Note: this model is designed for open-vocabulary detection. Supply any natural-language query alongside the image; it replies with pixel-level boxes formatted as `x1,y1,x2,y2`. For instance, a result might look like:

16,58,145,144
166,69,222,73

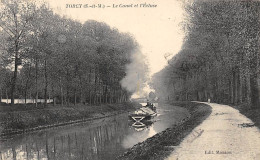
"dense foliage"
152,1,260,108
0,0,139,106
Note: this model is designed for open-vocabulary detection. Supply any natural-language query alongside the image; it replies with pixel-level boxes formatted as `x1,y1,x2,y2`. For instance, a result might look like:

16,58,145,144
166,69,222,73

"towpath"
166,103,260,160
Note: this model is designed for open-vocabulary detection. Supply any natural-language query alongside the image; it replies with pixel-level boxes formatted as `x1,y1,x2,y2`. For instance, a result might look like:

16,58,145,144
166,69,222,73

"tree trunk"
24,88,27,104
74,89,77,105
109,92,111,104
99,93,101,104
79,75,83,104
35,58,38,107
229,77,234,104
24,63,32,104
233,71,238,104
52,84,55,106
246,72,251,106
66,88,69,105
11,41,19,106
204,90,207,102
99,80,102,104
60,78,64,106
105,93,108,104
250,74,259,108
238,71,243,104
0,88,2,103
44,58,48,107
89,91,92,105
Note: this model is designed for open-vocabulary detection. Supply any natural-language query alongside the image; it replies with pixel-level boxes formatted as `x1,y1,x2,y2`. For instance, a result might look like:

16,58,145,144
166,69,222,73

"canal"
0,103,189,160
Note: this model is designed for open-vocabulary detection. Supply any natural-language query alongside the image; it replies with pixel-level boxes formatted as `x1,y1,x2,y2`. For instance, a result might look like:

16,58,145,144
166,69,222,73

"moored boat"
129,103,157,122
129,109,152,121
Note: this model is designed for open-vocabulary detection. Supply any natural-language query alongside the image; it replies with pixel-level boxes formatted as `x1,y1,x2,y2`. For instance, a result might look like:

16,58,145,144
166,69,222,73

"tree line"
152,1,260,109
0,0,138,106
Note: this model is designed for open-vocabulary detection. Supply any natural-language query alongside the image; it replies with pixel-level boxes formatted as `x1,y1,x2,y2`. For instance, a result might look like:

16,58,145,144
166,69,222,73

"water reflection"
122,122,157,149
0,116,130,160
0,103,189,160
129,120,153,131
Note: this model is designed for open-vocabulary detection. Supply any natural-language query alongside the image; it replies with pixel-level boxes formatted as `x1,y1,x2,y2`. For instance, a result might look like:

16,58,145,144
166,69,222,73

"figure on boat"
145,99,156,112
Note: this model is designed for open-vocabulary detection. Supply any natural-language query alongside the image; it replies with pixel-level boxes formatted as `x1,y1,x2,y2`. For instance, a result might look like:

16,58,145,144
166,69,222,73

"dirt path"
166,103,260,160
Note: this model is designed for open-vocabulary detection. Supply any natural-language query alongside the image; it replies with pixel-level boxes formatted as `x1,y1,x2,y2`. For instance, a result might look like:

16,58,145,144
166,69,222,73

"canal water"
0,103,189,160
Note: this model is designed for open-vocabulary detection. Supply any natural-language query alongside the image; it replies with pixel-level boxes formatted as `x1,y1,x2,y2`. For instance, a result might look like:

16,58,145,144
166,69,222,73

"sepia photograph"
0,0,260,159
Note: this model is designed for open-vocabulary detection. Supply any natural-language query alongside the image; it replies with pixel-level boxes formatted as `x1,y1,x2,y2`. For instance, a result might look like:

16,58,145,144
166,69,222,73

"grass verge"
117,101,212,160
231,103,260,129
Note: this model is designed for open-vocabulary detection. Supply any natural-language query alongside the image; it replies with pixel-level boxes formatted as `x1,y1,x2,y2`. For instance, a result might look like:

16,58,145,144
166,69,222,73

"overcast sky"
45,0,185,76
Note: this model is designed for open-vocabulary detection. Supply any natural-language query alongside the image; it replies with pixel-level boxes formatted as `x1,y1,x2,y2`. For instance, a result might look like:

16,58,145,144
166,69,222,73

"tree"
152,1,260,109
0,0,37,105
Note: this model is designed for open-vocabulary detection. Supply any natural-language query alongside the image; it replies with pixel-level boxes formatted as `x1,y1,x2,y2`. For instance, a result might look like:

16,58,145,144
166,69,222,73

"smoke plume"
120,49,149,98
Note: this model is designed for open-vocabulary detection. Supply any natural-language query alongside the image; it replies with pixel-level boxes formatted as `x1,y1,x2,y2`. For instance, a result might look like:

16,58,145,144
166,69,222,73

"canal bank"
0,102,140,137
0,103,189,160
117,102,212,160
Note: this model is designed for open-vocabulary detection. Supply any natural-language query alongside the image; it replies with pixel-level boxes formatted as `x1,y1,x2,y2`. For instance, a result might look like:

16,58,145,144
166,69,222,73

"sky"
45,0,185,76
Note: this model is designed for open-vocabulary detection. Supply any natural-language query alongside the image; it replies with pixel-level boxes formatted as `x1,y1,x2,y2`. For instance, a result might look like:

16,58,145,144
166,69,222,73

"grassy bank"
117,101,212,160
0,102,140,137
231,104,260,129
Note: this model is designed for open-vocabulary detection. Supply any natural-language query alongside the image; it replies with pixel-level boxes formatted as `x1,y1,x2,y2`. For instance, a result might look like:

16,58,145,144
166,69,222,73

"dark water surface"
0,103,189,160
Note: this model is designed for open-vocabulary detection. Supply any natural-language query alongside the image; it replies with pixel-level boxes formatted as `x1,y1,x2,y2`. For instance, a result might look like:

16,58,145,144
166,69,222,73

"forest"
0,0,139,106
152,1,260,109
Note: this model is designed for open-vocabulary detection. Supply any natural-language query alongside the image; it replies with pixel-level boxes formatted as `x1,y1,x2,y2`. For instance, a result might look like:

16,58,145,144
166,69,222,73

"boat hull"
128,114,152,122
